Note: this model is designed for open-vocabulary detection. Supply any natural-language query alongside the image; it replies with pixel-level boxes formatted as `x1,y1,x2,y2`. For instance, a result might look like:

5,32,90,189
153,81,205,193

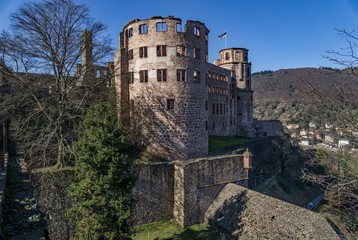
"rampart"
132,153,249,227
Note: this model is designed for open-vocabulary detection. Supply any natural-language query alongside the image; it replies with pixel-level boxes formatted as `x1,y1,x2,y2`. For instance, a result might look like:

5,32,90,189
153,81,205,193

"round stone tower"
115,16,209,160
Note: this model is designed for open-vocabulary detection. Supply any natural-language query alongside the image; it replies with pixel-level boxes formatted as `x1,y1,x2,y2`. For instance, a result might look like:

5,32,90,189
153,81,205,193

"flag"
218,32,227,39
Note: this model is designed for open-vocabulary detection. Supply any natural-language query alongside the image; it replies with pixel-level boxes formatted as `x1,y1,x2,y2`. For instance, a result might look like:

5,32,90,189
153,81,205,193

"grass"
133,221,224,240
208,136,253,153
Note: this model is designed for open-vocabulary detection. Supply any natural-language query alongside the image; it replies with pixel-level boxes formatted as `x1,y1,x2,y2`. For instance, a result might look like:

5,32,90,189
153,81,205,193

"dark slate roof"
205,183,339,240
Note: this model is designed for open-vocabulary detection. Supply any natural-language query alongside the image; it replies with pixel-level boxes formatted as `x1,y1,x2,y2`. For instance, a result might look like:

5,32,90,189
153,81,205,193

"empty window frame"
194,26,200,36
225,52,230,60
157,69,167,82
139,24,148,34
126,27,133,38
156,22,167,32
128,49,133,60
176,69,186,82
176,45,186,57
96,70,100,78
139,70,148,82
194,48,201,59
139,46,148,58
157,45,167,56
235,51,240,60
176,22,183,32
129,72,134,84
167,99,175,110
193,70,200,83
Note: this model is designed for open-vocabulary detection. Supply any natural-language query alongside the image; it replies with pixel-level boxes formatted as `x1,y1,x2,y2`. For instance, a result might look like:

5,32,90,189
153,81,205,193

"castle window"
206,121,208,131
128,49,133,60
176,23,183,32
167,99,175,110
139,24,148,34
244,52,248,61
205,33,208,41
216,103,219,114
176,69,186,82
194,26,200,36
212,122,215,129
157,69,167,82
157,45,167,56
156,22,167,32
205,100,208,110
193,70,200,83
130,72,134,84
96,70,100,78
194,48,201,59
139,46,147,58
176,46,186,57
139,70,148,83
212,103,215,114
235,51,240,60
205,53,208,62
126,27,133,38
225,52,230,60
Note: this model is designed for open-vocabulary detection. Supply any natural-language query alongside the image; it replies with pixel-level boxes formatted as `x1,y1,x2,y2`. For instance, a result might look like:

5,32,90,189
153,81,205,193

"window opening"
139,24,148,34
157,69,167,82
176,69,186,82
156,22,167,32
139,70,148,82
157,45,167,56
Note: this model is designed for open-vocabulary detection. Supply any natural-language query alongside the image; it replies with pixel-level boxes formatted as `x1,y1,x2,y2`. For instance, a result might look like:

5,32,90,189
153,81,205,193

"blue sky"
1,0,358,72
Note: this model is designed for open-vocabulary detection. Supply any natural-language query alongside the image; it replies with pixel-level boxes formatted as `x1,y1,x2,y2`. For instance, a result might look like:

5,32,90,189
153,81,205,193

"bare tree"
0,0,112,168
301,29,358,233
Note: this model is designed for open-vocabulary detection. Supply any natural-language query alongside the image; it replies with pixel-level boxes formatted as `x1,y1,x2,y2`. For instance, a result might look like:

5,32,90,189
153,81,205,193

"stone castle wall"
115,16,256,161
132,154,249,227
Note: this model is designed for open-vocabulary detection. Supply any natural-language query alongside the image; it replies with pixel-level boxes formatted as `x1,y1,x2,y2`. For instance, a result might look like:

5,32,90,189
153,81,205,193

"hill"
252,68,358,127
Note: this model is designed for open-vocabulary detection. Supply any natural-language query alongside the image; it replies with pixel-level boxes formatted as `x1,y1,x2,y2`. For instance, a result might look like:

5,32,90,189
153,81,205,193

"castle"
114,16,256,160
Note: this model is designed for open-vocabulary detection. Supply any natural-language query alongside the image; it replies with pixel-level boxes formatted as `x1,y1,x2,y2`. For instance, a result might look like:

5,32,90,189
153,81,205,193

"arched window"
225,52,230,60
235,51,240,60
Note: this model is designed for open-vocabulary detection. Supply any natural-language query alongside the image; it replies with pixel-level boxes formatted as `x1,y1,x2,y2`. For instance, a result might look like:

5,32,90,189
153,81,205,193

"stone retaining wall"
133,154,249,226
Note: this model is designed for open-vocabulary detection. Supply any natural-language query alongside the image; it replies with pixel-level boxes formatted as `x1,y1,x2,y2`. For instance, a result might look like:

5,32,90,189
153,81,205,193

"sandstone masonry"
115,16,255,160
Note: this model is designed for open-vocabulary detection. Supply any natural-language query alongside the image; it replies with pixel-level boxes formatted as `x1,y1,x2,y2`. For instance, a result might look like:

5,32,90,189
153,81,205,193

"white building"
338,139,349,148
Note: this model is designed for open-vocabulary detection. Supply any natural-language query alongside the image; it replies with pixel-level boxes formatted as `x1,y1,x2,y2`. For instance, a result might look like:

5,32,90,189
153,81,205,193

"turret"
218,48,251,90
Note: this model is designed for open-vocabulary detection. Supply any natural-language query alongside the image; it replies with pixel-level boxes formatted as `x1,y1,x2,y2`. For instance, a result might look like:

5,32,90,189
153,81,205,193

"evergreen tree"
68,101,138,239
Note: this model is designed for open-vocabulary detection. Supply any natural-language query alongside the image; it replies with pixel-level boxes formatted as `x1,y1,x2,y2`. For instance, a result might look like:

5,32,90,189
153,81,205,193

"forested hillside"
252,68,358,127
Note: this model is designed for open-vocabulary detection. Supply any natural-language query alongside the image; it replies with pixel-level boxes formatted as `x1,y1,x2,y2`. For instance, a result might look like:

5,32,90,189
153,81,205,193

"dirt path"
2,156,46,240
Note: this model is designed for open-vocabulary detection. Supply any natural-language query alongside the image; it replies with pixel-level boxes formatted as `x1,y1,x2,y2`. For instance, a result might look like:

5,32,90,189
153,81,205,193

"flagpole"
225,29,227,48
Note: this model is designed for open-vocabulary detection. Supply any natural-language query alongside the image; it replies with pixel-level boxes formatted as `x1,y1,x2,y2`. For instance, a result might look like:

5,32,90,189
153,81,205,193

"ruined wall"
31,169,76,240
256,120,284,137
132,154,249,227
132,162,175,225
207,64,236,136
173,155,248,226
237,90,255,137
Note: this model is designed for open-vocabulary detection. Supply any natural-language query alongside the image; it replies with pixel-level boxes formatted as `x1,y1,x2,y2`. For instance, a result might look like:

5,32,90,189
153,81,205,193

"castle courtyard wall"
132,154,249,227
